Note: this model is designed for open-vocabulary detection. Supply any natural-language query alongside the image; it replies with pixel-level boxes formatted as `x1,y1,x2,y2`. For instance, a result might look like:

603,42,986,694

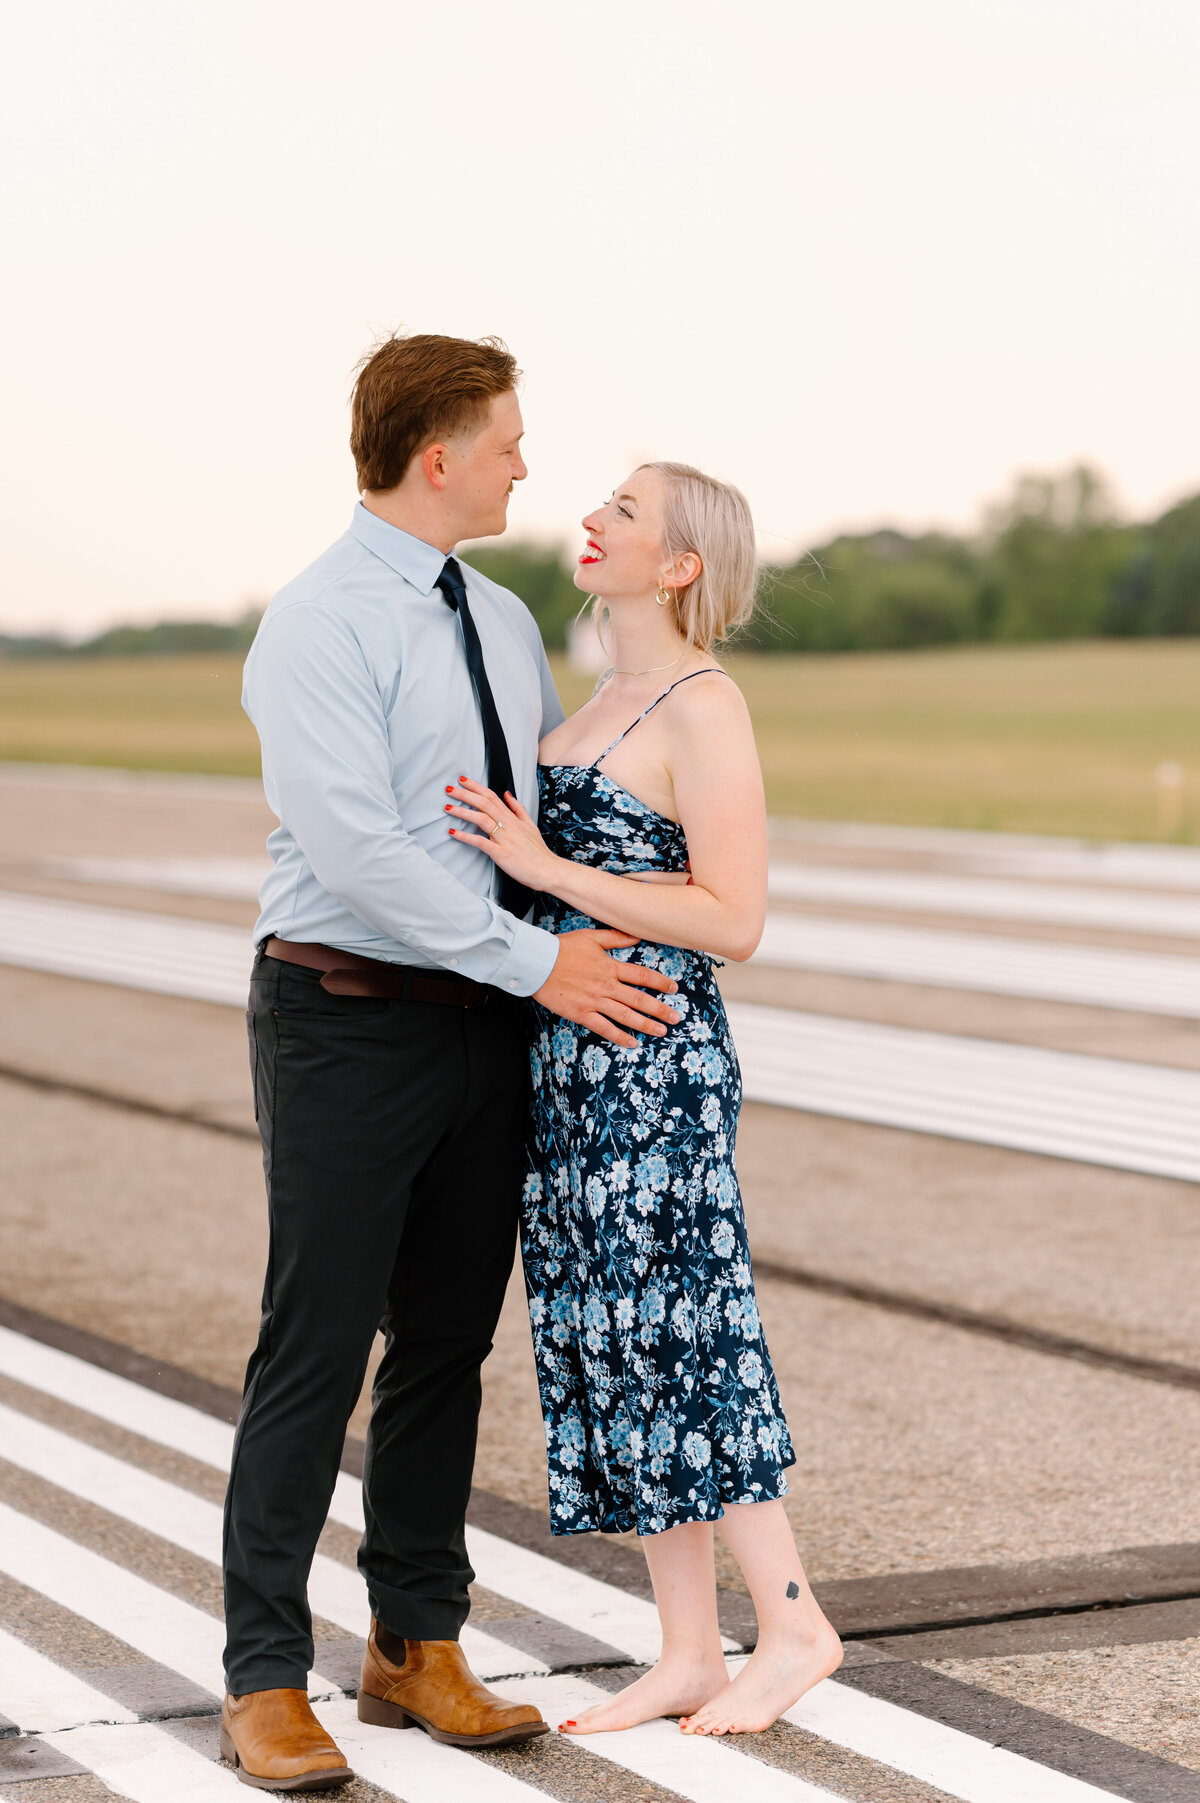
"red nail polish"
445,785,453,794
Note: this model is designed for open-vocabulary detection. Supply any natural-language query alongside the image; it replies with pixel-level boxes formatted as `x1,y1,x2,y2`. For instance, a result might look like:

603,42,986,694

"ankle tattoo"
785,1580,800,1600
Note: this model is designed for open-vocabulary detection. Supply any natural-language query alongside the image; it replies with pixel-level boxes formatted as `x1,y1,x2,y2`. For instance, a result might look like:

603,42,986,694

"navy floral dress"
522,673,795,1538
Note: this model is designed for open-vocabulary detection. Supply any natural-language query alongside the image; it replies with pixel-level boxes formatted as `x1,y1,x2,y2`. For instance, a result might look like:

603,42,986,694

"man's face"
444,389,527,540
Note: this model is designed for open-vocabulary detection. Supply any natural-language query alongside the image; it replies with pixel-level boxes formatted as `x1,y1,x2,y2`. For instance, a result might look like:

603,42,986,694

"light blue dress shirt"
243,503,565,995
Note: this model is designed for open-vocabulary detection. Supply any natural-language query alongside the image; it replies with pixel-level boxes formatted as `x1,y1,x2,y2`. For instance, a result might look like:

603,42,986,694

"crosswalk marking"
769,818,1200,890
0,1327,716,1673
28,869,1200,1017
0,1500,258,1701
0,1400,545,1682
0,1323,240,1464
754,912,1200,1016
43,1721,242,1800
44,837,1200,904
767,862,1200,936
0,891,251,1007
331,1484,732,1667
496,1674,837,1801
0,1623,137,1733
0,1327,699,1673
315,1696,563,1801
44,856,270,901
728,1003,1200,1182
0,1323,1159,1803
6,893,1200,1178
785,1677,1128,1803
467,1526,692,1667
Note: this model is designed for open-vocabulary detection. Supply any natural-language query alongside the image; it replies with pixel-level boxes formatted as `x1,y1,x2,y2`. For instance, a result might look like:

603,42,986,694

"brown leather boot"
357,1619,549,1748
220,1689,352,1792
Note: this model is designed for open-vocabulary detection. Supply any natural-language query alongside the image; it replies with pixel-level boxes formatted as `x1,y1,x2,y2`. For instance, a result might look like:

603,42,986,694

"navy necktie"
436,556,536,922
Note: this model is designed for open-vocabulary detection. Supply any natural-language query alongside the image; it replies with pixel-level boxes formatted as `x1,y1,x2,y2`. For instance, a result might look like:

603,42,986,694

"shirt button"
448,959,459,968
508,979,518,988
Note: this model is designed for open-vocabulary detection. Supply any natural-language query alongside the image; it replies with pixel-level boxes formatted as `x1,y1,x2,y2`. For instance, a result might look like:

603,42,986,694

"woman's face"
573,467,668,597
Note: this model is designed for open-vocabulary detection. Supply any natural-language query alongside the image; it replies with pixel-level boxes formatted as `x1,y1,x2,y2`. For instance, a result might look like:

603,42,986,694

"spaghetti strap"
592,668,729,769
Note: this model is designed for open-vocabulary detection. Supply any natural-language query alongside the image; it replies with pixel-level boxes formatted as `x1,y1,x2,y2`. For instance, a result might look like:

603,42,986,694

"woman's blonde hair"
642,460,758,652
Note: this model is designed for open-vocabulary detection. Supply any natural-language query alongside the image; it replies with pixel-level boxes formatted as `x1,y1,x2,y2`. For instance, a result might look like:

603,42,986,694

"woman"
445,462,841,1737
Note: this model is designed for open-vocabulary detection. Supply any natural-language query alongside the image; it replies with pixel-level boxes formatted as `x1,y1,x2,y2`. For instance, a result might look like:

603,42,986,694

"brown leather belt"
263,938,491,1007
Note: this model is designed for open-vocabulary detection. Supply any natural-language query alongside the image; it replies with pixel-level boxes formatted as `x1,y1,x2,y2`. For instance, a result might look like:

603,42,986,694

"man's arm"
246,605,680,1044
246,603,555,992
535,633,566,739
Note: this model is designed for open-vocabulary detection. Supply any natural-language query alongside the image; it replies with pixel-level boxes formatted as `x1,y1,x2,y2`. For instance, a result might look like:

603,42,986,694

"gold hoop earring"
655,584,672,607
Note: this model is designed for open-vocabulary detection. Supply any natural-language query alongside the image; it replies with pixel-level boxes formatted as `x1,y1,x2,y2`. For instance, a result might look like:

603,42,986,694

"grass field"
1,640,1196,842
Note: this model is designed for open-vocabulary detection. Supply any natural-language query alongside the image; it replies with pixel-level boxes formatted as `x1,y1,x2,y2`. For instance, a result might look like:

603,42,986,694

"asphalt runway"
2,765,1200,1800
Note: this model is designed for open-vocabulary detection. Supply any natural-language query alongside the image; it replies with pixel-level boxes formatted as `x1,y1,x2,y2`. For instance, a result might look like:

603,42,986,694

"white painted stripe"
0,1498,230,1699
44,856,270,901
768,818,1200,891
465,1526,674,1667
728,1004,1200,1182
496,1673,837,1800
45,834,1200,902
0,1623,137,1732
0,761,262,803
0,1329,713,1672
316,1695,555,1801
28,869,1200,1016
0,1496,340,1702
754,913,1200,1016
0,1400,544,1681
766,864,1200,936
788,1676,1128,1803
8,893,1200,1179
0,891,251,1005
0,1324,239,1471
332,1488,741,1665
44,1720,242,1800
0,1338,1127,1801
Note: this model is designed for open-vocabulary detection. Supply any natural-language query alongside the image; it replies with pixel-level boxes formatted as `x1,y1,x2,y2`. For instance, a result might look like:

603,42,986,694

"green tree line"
469,466,1200,652
4,468,1197,657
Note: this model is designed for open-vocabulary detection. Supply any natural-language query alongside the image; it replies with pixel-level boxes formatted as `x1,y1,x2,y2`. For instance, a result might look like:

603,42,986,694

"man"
220,333,681,1790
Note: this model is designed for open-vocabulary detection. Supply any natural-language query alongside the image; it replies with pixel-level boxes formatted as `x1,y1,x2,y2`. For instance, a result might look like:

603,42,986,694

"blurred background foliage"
474,463,1200,653
2,465,1198,659
745,466,1200,654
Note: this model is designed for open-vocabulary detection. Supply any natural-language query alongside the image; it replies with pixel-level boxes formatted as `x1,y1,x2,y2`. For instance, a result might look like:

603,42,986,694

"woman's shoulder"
664,662,750,725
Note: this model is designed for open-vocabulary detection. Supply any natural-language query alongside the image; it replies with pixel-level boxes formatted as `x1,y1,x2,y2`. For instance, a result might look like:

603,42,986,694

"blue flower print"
711,1219,736,1259
581,1045,611,1083
522,761,794,1537
635,1151,670,1193
683,1431,712,1470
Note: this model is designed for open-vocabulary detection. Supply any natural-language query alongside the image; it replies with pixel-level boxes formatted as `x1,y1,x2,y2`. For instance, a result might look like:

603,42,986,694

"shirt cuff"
489,919,560,997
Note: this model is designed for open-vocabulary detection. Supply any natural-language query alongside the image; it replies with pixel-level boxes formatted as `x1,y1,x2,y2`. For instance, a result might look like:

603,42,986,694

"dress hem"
546,1473,793,1539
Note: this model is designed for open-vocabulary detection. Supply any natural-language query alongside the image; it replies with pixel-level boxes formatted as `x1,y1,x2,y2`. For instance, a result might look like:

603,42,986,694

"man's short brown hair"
349,332,520,492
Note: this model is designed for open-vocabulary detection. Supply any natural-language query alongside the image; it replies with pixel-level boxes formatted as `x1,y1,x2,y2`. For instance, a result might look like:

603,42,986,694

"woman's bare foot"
680,1621,842,1736
558,1653,729,1735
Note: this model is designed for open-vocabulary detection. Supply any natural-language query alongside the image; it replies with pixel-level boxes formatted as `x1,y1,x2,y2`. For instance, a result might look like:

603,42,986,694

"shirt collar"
349,502,449,596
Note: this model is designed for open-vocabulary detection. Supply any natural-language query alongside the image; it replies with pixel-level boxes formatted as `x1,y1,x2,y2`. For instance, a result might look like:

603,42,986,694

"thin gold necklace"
610,647,687,677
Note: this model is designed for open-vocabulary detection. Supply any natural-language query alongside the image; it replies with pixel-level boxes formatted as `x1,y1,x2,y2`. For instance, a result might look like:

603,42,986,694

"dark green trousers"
221,950,528,1694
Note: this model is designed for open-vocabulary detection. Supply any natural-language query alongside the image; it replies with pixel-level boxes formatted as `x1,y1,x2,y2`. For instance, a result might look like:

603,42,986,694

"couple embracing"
220,332,841,1790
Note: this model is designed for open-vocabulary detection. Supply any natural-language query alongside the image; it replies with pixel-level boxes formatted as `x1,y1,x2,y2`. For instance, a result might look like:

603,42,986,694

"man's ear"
420,441,450,491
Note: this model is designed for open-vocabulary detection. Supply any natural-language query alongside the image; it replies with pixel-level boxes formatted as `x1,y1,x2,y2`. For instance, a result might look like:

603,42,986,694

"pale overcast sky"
2,0,1198,632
